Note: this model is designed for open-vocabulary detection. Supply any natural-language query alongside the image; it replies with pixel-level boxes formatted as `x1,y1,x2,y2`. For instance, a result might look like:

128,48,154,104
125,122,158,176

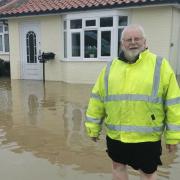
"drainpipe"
169,7,177,75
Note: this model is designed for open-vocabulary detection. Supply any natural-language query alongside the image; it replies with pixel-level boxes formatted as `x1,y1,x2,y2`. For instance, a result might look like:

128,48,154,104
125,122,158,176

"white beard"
122,47,145,62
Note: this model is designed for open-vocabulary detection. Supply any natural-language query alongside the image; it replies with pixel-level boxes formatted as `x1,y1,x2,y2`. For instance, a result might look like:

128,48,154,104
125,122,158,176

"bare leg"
112,161,128,180
139,170,157,180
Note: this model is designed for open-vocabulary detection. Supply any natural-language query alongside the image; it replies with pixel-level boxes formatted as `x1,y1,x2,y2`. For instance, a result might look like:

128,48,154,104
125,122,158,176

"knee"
112,161,126,171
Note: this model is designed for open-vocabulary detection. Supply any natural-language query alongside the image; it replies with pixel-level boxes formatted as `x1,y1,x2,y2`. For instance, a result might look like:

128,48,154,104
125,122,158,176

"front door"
21,22,42,80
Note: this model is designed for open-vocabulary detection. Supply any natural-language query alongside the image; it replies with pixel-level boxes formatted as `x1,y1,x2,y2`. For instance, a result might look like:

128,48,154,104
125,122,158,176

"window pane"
0,35,3,51
84,30,97,58
70,19,82,29
64,21,67,30
118,28,123,55
0,26,3,33
4,34,9,52
64,32,67,58
119,16,128,26
4,25,8,32
72,33,80,57
100,17,113,27
101,31,111,56
85,20,96,27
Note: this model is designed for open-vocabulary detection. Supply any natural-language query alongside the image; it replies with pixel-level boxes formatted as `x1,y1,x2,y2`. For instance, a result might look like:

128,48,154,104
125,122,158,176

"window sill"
61,57,112,62
0,52,10,55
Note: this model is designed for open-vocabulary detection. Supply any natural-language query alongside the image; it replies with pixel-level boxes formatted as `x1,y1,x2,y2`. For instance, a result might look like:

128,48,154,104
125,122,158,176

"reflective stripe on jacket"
85,50,180,144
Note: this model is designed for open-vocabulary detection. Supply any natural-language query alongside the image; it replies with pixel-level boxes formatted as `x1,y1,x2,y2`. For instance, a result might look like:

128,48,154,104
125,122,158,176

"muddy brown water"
0,78,179,180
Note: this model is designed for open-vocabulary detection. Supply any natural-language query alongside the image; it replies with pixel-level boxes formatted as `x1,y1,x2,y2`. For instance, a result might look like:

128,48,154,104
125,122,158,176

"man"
85,24,180,180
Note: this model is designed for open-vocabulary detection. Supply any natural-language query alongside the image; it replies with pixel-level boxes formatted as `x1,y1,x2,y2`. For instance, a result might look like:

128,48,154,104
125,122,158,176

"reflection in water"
64,104,87,151
28,94,39,114
0,78,179,180
28,94,39,125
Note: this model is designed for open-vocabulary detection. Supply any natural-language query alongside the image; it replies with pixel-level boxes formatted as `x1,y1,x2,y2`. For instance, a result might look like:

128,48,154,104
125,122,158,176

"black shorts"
106,136,162,174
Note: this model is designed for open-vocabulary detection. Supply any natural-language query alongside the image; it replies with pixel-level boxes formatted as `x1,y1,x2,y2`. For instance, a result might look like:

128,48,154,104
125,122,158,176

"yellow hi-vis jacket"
85,50,180,144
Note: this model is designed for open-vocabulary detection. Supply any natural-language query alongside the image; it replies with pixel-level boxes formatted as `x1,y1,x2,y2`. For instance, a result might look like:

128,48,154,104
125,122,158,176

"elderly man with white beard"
85,24,180,180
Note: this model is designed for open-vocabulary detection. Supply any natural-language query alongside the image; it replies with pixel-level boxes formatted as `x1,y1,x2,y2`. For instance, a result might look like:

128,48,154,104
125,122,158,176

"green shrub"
0,59,10,77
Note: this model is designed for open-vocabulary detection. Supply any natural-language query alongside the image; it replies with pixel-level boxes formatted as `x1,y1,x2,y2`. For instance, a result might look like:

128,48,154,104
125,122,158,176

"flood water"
0,78,179,180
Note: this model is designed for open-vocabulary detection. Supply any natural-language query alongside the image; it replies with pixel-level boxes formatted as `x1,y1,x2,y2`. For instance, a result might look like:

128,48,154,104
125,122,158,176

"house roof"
0,0,13,7
0,0,179,18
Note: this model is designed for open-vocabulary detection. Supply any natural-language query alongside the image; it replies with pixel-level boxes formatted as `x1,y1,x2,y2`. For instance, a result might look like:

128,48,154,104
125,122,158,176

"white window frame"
0,23,9,54
62,10,128,61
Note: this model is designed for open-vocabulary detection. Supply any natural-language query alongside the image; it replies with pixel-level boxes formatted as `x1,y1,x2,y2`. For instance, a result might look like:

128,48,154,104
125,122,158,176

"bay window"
63,14,128,60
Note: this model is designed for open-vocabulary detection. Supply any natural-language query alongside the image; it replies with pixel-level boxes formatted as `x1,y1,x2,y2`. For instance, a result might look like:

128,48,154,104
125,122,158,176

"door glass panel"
101,31,111,56
26,31,37,63
84,30,97,58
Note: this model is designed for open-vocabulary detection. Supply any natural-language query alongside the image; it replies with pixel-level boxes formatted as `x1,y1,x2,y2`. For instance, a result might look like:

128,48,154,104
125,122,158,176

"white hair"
121,24,146,41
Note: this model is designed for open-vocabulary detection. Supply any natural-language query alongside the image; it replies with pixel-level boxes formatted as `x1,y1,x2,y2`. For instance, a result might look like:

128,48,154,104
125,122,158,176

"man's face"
121,28,146,61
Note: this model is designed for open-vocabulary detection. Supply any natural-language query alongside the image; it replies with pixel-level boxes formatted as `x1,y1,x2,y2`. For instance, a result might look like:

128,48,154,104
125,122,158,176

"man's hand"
166,144,177,153
91,137,99,142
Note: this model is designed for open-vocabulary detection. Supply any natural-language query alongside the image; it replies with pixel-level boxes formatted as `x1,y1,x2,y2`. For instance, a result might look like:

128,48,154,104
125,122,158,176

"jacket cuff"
86,127,100,137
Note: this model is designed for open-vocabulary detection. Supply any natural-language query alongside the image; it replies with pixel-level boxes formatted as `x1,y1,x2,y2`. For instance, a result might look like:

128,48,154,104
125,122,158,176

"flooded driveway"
0,78,179,180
